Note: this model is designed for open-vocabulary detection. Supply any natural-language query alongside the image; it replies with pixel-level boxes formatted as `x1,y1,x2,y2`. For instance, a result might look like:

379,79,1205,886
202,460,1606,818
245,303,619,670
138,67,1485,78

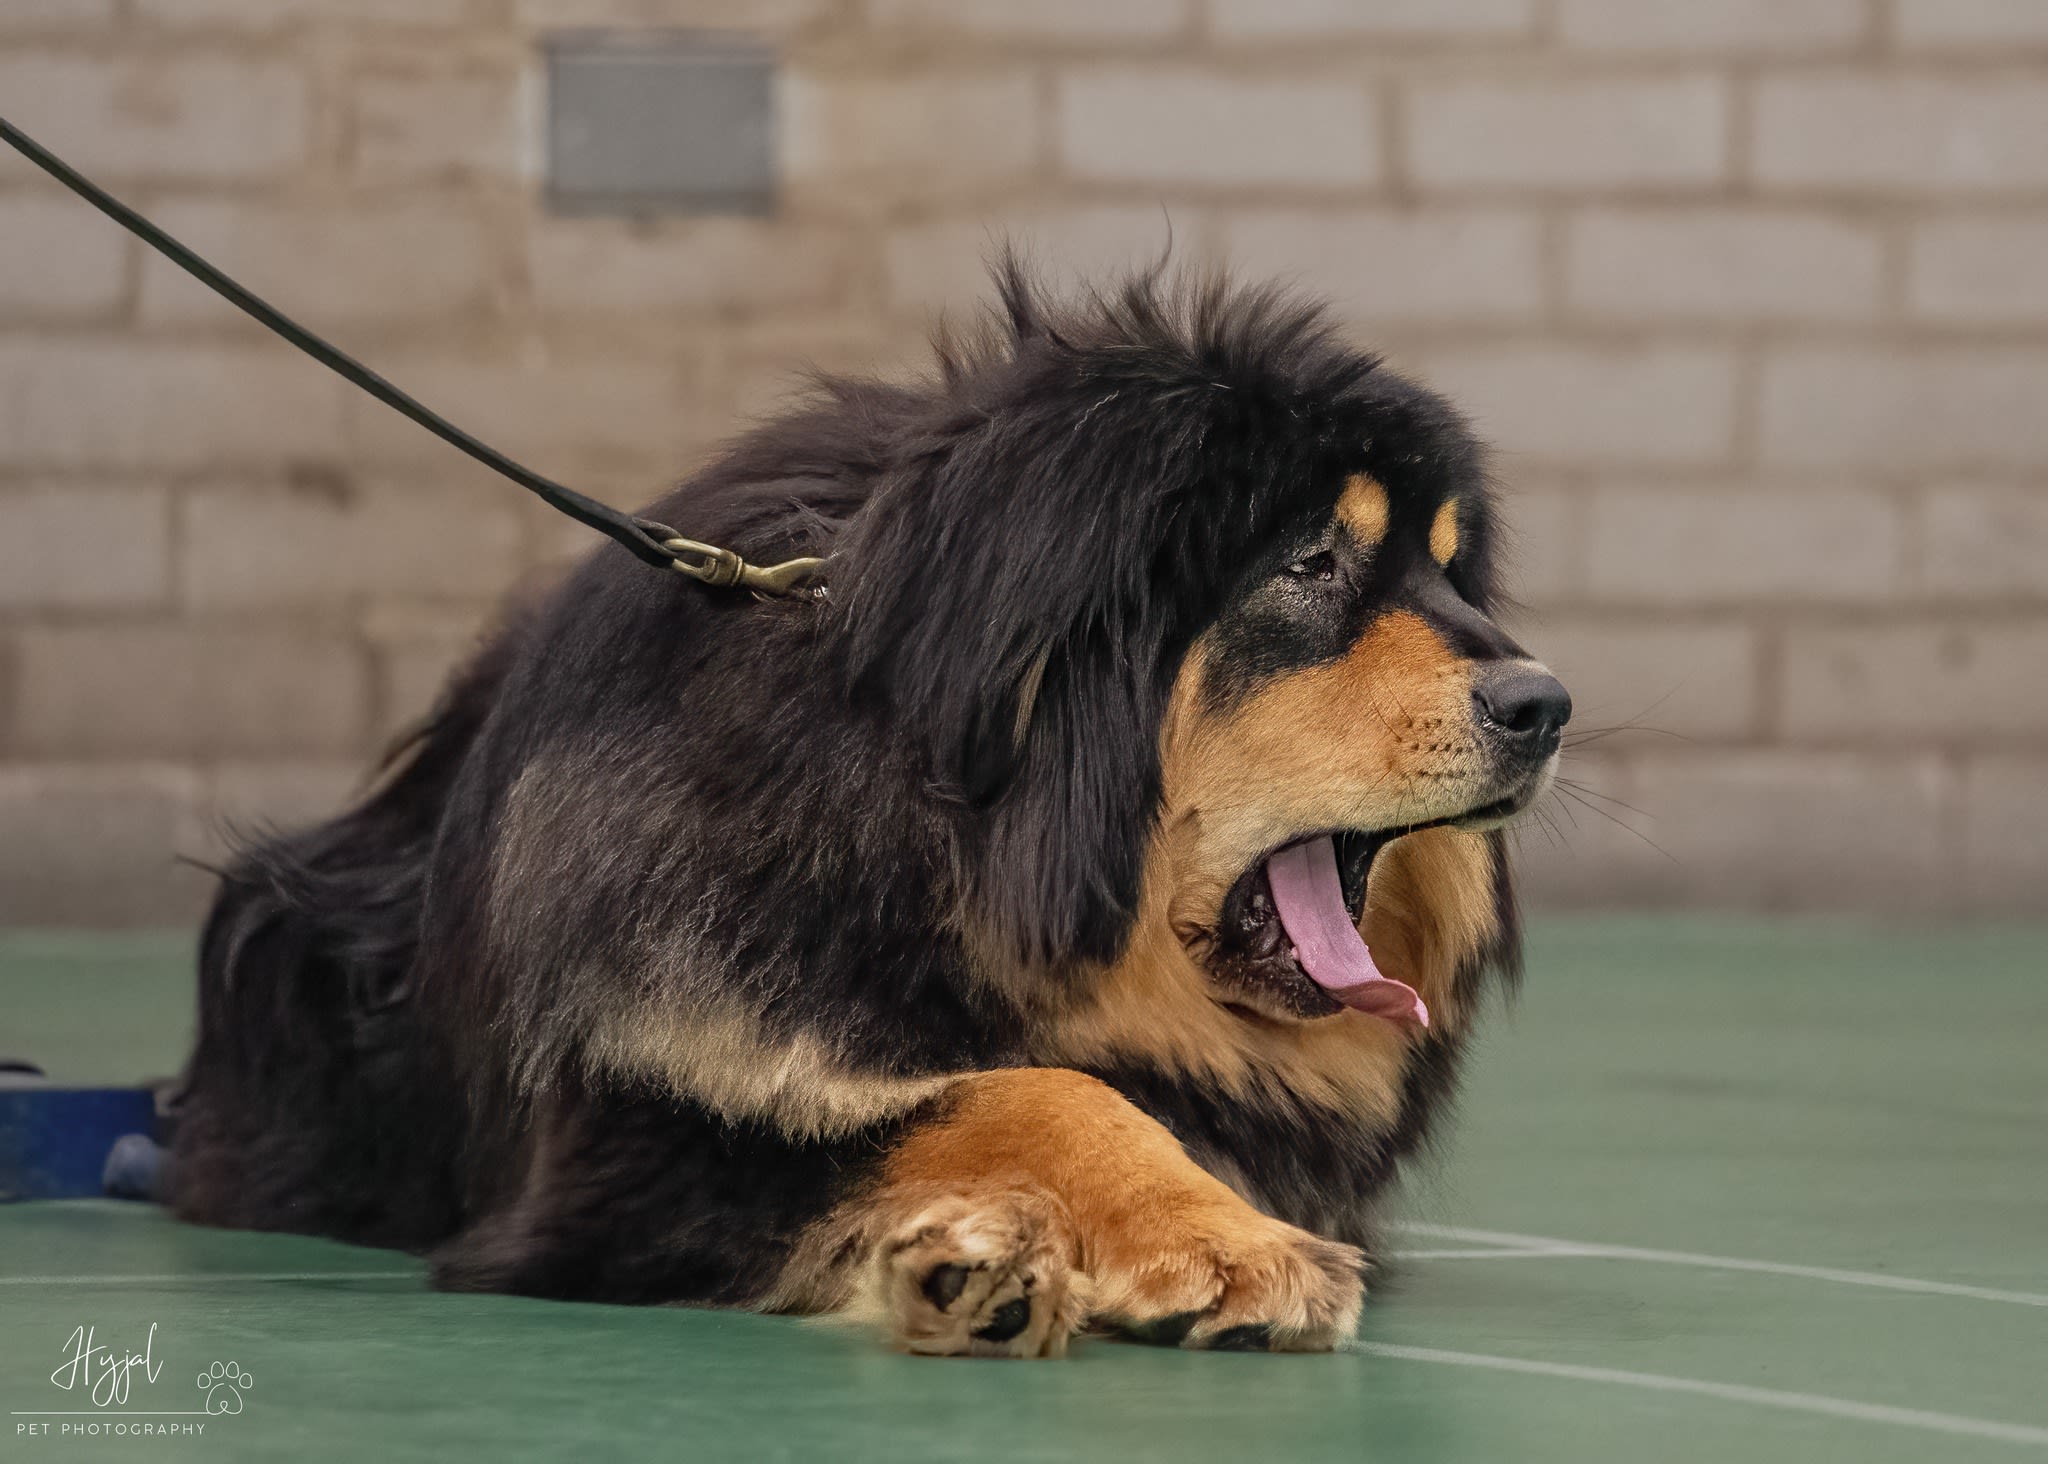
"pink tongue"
1264,836,1429,1029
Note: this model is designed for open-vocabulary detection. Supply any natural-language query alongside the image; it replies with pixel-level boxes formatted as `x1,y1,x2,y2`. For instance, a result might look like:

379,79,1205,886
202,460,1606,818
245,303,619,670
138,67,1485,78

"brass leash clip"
656,533,828,601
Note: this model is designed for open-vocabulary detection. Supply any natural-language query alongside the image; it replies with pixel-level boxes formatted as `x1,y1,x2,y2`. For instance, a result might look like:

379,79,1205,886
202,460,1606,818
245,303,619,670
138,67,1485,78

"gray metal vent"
544,30,775,216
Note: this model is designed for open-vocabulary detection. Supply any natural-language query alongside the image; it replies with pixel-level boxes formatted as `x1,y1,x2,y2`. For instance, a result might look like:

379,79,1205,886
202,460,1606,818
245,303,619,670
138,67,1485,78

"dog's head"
1149,463,1564,1029
829,262,1563,1025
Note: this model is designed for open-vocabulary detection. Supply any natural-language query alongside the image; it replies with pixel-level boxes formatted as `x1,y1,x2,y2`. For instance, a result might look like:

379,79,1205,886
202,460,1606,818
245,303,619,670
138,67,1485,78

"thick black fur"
171,262,1519,1297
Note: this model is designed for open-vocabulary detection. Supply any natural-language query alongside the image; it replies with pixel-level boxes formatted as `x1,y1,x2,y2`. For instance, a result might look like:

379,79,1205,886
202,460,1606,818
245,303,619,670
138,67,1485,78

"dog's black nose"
1473,664,1572,744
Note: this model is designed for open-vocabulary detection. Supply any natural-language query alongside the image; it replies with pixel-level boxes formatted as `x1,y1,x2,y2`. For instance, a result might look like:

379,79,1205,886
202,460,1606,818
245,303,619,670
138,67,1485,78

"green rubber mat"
3,920,2044,1461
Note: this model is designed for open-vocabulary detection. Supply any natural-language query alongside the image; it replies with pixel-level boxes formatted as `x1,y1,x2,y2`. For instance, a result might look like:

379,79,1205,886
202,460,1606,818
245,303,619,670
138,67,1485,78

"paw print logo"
197,1361,252,1415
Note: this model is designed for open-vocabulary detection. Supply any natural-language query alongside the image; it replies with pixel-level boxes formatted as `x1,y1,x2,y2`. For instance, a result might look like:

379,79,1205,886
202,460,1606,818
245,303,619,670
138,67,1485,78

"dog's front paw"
871,1192,1086,1359
1100,1210,1366,1352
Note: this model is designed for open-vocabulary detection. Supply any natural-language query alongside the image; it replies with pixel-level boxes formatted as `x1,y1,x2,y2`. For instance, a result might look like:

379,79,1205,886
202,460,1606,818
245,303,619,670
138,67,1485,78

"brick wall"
2,0,2044,923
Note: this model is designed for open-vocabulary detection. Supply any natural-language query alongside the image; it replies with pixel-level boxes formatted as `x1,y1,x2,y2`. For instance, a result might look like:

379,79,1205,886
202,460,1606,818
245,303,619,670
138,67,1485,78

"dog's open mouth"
1211,831,1429,1028
1199,769,1551,1028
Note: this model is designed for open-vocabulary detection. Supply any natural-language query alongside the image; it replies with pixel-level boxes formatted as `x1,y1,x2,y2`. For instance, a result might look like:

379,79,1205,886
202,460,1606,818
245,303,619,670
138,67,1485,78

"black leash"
0,116,825,600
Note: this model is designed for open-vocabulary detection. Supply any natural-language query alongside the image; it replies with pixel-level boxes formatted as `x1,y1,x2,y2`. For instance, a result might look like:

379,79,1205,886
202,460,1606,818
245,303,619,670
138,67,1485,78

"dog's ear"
958,644,1051,804
826,336,1211,962
832,438,1187,967
963,622,1174,966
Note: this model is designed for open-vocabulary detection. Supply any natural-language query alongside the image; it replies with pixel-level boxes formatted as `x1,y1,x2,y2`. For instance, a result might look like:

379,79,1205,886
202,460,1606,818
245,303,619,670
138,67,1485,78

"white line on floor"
1397,1224,2048,1308
1388,1247,1565,1261
0,1271,418,1286
1356,1343,2048,1447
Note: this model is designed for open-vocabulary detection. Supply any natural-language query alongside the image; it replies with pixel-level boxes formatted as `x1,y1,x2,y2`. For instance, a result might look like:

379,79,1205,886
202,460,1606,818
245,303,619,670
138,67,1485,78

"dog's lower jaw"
1448,753,1560,835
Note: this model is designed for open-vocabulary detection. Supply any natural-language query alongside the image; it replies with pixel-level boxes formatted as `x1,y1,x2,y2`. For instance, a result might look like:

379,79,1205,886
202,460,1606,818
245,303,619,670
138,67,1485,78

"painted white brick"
529,219,847,313
1584,487,1905,604
1624,751,1952,909
1566,209,1881,320
0,485,171,610
137,200,498,328
1499,487,1580,603
14,626,372,759
0,764,210,926
884,209,1186,312
784,69,1041,189
0,55,307,182
340,355,702,480
0,197,127,319
1896,0,2048,47
1418,346,1738,465
513,0,832,28
1222,209,1544,323
1781,622,2048,741
1405,77,1726,189
1526,616,1763,741
353,71,526,181
1557,0,1868,52
1907,215,2048,323
1208,0,1535,39
1754,76,2048,192
1761,350,2048,469
0,343,349,469
0,0,119,27
1058,70,1377,186
131,0,471,24
870,0,1187,38
180,480,524,611
1920,484,2048,598
1962,756,2048,911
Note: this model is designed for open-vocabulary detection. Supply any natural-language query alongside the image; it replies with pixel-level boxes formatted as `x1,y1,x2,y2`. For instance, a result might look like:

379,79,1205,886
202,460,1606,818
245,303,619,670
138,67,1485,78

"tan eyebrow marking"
1337,473,1389,545
1430,497,1461,566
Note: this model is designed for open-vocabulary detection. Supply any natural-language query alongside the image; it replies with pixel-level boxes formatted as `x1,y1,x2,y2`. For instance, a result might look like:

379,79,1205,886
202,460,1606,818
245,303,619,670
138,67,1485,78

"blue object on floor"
0,1086,158,1200
101,1130,169,1200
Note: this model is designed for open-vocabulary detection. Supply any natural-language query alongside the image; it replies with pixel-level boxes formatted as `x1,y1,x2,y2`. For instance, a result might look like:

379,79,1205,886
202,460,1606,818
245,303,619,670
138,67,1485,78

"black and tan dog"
171,264,1568,1357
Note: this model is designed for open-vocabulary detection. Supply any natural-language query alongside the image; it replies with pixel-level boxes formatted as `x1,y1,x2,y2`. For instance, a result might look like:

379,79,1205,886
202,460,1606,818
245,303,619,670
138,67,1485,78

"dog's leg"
783,1068,1365,1358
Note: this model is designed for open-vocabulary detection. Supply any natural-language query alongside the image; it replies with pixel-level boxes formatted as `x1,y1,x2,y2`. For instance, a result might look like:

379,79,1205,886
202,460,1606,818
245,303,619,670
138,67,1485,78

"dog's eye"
1284,551,1338,582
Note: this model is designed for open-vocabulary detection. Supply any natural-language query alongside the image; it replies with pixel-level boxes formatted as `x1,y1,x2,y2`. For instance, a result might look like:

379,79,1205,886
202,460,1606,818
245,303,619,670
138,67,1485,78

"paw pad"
971,1296,1032,1344
1205,1323,1276,1352
920,1262,971,1311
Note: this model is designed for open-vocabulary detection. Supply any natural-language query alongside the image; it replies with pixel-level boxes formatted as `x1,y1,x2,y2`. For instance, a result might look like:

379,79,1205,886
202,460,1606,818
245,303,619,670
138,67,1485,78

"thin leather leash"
0,115,826,601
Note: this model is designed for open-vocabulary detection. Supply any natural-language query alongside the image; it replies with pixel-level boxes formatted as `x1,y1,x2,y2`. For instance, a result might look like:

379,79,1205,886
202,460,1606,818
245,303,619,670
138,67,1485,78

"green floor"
4,920,2045,1461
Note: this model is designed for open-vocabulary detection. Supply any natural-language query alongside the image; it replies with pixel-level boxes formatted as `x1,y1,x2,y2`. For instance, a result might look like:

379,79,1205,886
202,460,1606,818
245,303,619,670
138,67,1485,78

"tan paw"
1096,1211,1366,1352
869,1192,1086,1359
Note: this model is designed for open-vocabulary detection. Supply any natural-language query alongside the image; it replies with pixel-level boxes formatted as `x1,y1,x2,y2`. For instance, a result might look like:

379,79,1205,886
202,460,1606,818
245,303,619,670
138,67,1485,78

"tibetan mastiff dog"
170,263,1569,1357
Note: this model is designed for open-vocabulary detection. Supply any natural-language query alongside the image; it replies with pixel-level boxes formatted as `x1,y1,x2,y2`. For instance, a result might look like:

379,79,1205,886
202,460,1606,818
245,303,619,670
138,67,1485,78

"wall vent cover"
544,30,774,216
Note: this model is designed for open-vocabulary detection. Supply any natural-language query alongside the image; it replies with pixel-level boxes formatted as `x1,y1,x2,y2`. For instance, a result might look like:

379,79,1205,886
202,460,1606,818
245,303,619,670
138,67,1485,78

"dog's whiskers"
1545,783,1679,864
